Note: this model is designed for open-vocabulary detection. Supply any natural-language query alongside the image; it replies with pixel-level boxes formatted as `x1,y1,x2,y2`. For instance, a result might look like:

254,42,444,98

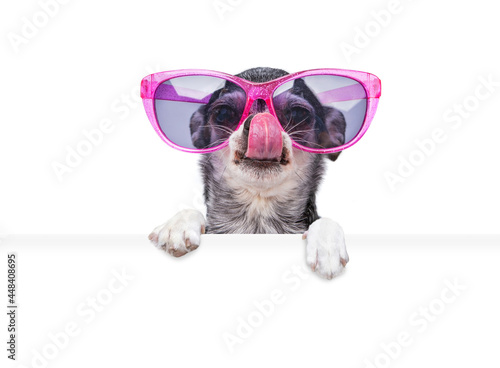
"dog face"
189,68,347,192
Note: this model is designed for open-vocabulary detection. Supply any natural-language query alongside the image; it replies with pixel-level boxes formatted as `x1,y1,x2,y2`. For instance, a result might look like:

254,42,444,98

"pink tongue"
245,113,283,161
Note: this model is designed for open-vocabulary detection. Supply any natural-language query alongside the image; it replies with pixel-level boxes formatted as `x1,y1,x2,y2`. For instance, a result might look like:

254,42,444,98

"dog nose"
245,113,283,161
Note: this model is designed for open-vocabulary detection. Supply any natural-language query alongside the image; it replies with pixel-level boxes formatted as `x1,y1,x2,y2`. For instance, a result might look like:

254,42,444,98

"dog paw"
148,209,206,257
303,218,349,279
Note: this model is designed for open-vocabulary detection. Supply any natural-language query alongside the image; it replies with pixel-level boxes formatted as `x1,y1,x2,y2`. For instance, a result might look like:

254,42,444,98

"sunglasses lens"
154,75,246,150
272,75,367,151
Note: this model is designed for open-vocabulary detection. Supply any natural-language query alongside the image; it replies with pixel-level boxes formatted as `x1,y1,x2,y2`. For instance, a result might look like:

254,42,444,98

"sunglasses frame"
140,68,381,154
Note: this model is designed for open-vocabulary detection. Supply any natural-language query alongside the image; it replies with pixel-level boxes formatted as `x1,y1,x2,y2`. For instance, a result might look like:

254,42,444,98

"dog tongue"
245,113,283,161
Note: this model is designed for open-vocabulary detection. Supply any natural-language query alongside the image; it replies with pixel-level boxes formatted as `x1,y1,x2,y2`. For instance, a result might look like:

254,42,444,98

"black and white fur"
149,67,349,279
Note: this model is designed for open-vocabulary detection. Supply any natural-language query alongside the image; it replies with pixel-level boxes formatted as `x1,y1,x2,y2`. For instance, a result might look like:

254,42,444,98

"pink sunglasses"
140,68,381,154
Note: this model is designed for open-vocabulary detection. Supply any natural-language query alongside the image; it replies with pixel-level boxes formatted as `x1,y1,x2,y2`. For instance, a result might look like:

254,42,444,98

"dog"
148,67,349,279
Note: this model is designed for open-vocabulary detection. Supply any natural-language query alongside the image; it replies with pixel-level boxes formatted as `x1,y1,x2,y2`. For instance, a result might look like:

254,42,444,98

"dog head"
189,67,346,191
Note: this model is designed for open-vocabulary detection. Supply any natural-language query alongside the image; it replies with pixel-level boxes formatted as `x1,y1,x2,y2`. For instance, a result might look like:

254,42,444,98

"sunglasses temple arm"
316,84,368,104
143,82,212,104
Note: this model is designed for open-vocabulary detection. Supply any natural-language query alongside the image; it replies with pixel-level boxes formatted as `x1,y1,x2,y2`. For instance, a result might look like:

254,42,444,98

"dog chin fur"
200,126,325,234
197,123,319,234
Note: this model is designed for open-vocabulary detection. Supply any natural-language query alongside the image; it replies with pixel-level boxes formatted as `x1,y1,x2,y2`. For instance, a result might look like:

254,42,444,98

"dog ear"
327,152,341,161
323,106,346,162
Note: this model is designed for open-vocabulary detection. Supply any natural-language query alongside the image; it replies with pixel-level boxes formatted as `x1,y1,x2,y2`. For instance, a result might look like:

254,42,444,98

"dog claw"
185,238,199,251
302,231,308,240
168,247,185,257
310,250,318,271
340,258,347,268
148,232,159,243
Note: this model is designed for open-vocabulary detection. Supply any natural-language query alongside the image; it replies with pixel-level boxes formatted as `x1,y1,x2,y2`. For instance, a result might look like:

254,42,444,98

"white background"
1,236,499,367
1,0,499,367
